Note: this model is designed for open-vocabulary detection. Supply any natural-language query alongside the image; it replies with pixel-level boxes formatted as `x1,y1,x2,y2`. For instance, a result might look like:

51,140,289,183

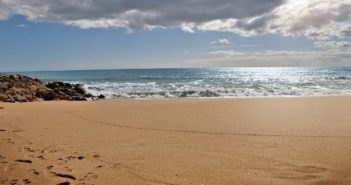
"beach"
1,97,351,185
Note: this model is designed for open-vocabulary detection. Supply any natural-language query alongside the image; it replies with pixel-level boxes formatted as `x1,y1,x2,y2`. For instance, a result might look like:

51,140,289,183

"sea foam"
19,67,351,99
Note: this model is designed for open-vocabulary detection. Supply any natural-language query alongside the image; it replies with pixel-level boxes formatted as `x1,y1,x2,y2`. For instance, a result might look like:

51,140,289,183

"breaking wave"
21,67,351,99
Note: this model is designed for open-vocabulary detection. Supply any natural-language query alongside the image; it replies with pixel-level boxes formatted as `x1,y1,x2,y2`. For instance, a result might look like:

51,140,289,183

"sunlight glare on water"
19,67,351,99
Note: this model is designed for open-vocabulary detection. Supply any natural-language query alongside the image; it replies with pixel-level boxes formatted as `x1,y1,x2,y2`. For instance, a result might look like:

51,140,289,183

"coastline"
1,96,351,184
13,67,351,99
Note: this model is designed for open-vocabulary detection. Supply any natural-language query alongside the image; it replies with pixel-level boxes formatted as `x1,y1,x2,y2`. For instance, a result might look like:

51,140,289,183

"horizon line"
3,66,351,74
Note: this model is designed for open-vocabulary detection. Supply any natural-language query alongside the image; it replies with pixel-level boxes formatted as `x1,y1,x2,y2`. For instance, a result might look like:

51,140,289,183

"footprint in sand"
78,172,98,185
40,148,57,154
92,154,100,158
57,182,71,185
96,165,104,168
63,166,73,172
5,138,15,144
57,157,69,164
66,156,76,160
23,147,35,153
37,155,45,160
22,178,31,184
66,155,86,161
30,169,40,175
15,159,32,164
51,172,76,180
10,179,19,185
47,165,54,170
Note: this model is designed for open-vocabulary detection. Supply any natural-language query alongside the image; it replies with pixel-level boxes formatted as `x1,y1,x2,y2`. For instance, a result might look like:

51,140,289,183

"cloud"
210,38,230,45
201,48,351,67
313,41,351,49
0,0,350,46
209,50,243,56
198,0,351,40
0,0,12,20
17,23,27,27
269,0,351,40
209,50,324,58
0,0,284,30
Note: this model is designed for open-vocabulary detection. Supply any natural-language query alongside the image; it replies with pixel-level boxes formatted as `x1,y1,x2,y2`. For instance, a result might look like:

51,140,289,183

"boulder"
98,94,106,99
13,95,28,102
199,90,220,97
0,74,100,102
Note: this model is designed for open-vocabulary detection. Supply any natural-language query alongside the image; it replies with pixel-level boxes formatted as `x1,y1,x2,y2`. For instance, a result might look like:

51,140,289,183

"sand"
1,97,351,185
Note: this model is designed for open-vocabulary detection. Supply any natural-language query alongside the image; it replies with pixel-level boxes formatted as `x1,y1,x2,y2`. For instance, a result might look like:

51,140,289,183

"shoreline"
3,94,351,103
1,96,351,184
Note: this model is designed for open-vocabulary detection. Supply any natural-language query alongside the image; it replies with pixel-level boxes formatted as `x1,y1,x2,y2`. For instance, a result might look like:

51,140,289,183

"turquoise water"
18,67,351,98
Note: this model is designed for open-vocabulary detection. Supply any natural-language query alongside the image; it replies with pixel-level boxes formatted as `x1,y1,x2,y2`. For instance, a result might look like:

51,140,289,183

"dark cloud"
0,0,350,43
0,0,284,29
47,0,283,22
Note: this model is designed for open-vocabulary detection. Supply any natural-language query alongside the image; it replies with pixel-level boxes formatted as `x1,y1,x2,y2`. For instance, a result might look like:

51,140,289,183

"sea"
17,67,351,99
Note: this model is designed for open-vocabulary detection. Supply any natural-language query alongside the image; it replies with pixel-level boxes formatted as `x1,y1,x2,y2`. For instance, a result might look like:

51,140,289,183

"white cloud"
197,48,351,67
210,38,230,45
0,0,284,29
269,0,351,40
0,0,350,50
197,0,351,40
17,24,27,27
313,41,351,49
209,50,243,56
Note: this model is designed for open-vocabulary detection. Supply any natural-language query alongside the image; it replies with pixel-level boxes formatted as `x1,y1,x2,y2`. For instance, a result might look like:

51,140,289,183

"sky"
0,0,351,71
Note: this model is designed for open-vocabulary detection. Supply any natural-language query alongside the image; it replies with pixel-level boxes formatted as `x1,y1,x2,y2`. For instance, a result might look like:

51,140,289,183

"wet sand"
1,97,351,185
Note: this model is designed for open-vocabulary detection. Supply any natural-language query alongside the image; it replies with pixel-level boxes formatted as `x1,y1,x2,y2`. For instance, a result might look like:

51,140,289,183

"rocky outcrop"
0,74,104,102
39,82,93,101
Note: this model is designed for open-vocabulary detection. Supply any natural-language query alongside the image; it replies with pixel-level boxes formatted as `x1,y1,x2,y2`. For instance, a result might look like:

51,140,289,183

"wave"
53,67,351,99
78,81,351,99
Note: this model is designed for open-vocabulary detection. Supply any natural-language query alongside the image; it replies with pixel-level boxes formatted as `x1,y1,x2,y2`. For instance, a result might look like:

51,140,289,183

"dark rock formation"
0,74,104,102
40,82,88,101
0,74,47,102
199,90,220,97
98,94,106,99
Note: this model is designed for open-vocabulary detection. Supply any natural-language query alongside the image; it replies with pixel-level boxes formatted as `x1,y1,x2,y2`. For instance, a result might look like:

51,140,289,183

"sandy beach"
1,97,351,185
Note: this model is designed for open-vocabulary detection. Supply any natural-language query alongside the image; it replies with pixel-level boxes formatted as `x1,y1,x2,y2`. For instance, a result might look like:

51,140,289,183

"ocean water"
18,67,351,99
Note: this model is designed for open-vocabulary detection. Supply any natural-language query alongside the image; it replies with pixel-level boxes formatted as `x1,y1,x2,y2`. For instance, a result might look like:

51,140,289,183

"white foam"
62,68,351,99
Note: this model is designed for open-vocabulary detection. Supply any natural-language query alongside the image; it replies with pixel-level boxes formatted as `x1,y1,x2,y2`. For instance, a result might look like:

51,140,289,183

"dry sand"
1,97,351,185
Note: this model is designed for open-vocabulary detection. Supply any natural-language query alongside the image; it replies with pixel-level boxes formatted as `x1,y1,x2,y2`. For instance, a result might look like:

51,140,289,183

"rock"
199,90,220,97
84,93,93,98
45,82,87,101
6,95,15,103
0,83,8,91
0,73,100,102
98,94,106,99
72,96,87,101
0,94,7,102
74,84,85,94
37,90,57,101
13,95,28,102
